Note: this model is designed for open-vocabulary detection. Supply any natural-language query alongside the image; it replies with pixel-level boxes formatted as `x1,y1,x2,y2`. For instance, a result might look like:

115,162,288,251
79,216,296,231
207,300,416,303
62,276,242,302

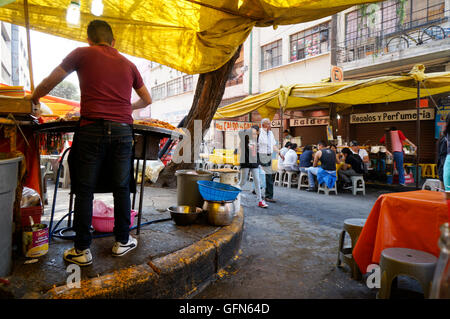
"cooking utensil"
202,200,235,226
168,206,203,226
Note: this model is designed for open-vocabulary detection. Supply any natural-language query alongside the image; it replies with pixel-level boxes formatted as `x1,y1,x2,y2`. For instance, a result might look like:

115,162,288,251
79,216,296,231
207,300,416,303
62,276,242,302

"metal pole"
416,82,420,189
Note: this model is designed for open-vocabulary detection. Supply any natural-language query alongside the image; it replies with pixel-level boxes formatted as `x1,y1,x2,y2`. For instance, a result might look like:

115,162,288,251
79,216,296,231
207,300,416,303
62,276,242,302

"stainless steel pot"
202,200,235,226
167,206,203,226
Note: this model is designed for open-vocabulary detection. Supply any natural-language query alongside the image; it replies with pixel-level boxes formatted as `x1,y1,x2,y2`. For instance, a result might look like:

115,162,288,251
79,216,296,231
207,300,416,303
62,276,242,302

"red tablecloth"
353,190,448,274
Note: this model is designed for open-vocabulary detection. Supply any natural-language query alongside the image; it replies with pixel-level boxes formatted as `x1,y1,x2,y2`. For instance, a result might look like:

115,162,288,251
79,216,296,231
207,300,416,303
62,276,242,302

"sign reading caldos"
350,108,435,124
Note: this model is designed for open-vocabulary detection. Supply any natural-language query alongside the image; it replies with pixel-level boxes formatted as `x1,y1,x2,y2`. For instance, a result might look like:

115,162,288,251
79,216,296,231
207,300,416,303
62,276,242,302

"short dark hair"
284,141,292,148
349,140,359,146
290,143,297,149
342,147,352,156
87,20,114,45
318,140,327,147
251,125,260,132
303,145,312,151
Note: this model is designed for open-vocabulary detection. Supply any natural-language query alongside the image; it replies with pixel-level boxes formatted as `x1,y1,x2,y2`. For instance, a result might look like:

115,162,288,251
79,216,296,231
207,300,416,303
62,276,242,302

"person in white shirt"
283,143,299,171
278,142,291,170
258,118,280,203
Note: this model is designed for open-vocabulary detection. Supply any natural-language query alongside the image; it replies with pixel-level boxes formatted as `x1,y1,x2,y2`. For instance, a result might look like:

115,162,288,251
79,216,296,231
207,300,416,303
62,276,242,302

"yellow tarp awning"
213,65,450,120
0,0,379,74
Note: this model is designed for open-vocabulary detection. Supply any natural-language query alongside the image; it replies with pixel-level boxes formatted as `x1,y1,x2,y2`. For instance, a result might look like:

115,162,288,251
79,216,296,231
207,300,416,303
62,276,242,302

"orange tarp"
353,190,448,274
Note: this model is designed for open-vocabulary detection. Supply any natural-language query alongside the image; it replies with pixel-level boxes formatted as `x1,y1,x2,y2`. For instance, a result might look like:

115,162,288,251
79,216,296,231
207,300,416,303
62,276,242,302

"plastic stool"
350,175,365,196
377,248,437,299
274,170,284,186
297,171,309,190
422,179,444,192
421,164,436,178
318,181,337,195
337,218,366,280
282,170,298,188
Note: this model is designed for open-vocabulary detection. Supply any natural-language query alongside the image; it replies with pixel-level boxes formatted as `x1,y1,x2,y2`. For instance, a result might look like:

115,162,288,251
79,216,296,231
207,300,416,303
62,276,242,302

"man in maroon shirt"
29,20,152,266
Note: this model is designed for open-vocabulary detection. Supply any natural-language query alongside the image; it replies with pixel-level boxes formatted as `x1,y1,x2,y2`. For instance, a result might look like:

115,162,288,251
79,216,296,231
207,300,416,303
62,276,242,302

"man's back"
60,45,144,124
320,148,336,171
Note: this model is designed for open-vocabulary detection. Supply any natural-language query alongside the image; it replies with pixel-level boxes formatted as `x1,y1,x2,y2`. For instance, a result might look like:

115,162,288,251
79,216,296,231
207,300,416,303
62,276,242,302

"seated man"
338,147,365,189
349,140,370,173
283,143,299,171
299,145,313,173
306,140,336,191
278,141,291,171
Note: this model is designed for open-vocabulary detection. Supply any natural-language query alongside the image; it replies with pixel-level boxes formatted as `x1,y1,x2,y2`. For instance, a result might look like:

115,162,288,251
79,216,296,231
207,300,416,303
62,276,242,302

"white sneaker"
112,235,137,257
63,247,93,266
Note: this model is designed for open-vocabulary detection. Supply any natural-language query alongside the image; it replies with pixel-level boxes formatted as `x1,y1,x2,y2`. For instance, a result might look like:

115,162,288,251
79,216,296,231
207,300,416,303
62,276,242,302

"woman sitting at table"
330,144,344,164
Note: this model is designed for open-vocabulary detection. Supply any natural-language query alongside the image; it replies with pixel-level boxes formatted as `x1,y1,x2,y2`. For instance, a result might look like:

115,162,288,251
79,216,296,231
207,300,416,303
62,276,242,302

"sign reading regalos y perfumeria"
350,108,435,124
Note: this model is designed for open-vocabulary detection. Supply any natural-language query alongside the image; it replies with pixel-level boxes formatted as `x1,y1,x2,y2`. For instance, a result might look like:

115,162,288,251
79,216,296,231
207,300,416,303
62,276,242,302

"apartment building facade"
334,0,450,162
0,22,30,89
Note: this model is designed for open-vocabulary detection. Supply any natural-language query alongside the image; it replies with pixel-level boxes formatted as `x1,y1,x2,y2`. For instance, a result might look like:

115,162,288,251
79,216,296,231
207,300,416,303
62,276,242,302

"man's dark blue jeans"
72,121,133,250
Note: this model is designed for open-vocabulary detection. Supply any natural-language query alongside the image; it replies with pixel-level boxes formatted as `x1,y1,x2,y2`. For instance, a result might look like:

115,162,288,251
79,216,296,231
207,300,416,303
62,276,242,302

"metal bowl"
168,206,203,226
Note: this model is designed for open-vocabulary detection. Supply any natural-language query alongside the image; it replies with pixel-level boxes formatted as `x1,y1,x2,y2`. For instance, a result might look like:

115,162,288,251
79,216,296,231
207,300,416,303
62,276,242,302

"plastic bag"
21,187,42,208
134,159,165,183
92,200,114,218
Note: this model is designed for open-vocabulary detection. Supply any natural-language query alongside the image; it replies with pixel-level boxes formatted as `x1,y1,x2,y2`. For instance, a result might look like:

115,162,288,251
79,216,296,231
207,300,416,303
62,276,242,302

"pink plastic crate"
92,209,138,233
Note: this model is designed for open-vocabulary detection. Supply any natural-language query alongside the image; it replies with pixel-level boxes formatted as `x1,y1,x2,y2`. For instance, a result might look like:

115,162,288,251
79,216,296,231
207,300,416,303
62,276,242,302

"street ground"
195,184,424,299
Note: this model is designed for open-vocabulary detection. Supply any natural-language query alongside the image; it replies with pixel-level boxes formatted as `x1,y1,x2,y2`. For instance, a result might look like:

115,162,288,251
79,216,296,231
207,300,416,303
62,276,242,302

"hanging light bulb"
66,0,81,26
91,0,103,16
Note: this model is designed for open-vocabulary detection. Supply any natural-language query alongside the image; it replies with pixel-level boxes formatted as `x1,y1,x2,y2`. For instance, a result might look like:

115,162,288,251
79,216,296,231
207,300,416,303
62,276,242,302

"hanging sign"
350,108,435,124
271,120,281,128
289,117,329,127
331,65,344,82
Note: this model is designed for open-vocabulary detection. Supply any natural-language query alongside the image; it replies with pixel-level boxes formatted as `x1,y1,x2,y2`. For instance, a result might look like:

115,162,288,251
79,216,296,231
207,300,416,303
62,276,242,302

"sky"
29,30,149,90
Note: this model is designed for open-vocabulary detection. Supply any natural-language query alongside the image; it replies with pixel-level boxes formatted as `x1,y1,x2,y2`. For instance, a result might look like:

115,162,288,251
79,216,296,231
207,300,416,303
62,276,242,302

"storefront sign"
271,120,281,128
215,120,256,132
350,108,435,124
289,117,329,127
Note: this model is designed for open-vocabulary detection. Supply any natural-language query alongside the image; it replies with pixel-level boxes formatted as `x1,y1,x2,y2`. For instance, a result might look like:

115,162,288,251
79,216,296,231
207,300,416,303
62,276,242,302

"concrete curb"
43,208,244,299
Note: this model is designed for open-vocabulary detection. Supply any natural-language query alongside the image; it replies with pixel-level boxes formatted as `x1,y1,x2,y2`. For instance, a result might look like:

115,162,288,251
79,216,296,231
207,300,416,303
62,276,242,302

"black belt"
81,116,130,127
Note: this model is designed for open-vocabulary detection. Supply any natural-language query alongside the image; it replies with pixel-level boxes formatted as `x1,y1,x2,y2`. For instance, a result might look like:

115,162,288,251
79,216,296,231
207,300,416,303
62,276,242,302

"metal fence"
337,3,449,64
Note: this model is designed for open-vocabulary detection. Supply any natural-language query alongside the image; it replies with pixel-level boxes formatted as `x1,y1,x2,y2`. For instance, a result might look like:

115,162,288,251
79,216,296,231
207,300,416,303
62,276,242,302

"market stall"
213,65,450,187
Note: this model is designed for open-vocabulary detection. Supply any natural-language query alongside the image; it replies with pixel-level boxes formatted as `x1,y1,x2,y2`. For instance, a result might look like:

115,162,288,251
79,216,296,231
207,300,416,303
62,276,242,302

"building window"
1,23,10,43
151,83,166,101
167,77,183,97
290,22,330,62
2,63,10,84
183,75,193,92
260,40,282,71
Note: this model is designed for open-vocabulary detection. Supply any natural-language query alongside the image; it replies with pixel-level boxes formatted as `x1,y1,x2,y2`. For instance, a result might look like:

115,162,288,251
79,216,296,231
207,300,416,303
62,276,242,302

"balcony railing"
337,6,449,64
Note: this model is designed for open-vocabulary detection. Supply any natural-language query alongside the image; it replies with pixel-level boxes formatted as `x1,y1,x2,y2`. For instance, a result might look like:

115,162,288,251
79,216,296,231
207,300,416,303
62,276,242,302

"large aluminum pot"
202,200,235,226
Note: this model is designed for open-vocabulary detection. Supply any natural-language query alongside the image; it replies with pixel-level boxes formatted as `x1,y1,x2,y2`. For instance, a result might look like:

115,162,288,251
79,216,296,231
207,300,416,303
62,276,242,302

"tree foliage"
49,81,80,101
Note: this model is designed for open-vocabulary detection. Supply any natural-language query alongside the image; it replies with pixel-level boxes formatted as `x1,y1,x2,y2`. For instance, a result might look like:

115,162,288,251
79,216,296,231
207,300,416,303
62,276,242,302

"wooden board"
0,97,33,115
